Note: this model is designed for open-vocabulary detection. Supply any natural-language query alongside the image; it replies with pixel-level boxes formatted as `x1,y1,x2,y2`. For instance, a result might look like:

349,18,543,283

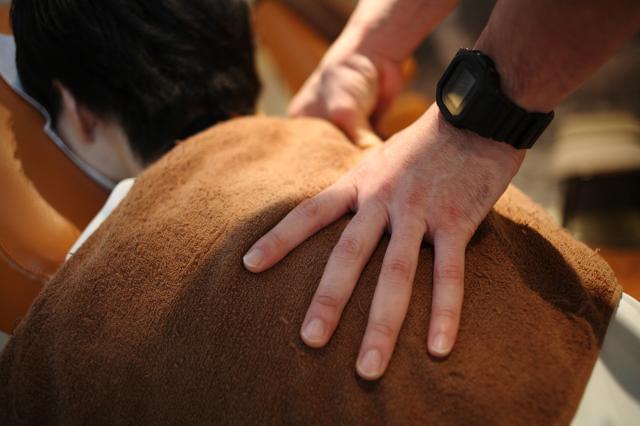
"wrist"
420,104,526,173
436,48,554,150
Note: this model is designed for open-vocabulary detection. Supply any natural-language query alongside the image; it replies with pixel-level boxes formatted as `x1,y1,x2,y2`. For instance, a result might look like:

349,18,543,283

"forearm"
331,0,459,63
475,0,640,112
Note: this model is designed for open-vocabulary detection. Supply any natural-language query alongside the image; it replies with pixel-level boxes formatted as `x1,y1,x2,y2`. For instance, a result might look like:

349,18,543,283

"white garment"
66,178,135,260
63,181,640,425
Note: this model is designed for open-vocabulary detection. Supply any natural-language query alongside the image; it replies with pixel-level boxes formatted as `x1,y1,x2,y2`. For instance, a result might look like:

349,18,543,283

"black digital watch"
436,49,554,149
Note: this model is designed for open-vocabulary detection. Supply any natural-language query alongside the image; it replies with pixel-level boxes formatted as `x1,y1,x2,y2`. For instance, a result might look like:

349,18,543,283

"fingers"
356,218,426,380
287,57,380,147
427,235,467,358
370,58,405,126
290,88,374,149
288,82,324,118
300,202,387,348
243,179,356,273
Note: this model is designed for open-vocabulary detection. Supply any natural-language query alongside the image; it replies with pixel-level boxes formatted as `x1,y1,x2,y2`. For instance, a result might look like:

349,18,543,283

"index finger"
243,179,356,272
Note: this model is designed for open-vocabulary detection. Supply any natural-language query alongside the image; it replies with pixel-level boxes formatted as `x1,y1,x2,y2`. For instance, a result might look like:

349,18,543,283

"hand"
288,43,404,145
244,105,524,380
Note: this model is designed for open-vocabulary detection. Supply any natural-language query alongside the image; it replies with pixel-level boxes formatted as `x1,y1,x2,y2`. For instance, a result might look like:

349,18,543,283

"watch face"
442,64,477,116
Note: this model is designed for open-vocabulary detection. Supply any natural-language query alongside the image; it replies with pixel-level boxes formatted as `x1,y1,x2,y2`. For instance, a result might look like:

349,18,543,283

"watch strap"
437,49,554,150
488,94,554,149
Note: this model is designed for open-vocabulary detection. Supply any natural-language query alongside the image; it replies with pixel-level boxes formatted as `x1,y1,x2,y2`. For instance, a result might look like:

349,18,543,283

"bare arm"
422,0,640,358
336,0,459,62
288,0,459,140
478,0,640,112
247,0,640,381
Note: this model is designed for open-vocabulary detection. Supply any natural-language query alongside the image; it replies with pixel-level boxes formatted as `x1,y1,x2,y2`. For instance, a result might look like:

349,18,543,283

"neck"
55,114,144,182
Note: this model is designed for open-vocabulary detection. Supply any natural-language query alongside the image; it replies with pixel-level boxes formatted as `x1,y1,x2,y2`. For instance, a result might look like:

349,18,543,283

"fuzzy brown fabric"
0,117,621,425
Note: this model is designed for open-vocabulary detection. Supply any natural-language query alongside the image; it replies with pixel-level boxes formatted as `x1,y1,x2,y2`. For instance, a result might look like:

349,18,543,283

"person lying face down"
0,113,621,424
10,0,260,181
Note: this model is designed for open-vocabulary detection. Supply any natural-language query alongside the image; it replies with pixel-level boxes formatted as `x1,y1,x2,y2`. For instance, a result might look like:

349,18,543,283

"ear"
54,81,99,144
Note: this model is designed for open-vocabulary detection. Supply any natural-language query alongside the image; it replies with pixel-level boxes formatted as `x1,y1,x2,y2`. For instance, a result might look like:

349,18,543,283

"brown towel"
0,117,621,425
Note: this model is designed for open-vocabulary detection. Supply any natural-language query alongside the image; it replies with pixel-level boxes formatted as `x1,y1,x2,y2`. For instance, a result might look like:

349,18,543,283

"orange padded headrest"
0,5,109,332
0,75,111,333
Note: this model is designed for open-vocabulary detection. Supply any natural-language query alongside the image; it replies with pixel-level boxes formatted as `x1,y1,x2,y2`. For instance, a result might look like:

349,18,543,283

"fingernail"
357,349,382,380
430,333,451,357
243,248,264,269
301,319,325,345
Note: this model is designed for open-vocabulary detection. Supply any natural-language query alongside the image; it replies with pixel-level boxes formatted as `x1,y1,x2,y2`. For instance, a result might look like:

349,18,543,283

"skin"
245,0,640,380
55,83,143,181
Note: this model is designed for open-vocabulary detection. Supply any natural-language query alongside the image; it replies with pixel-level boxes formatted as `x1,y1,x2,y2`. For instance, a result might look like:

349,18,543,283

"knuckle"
376,182,393,204
435,264,463,283
400,188,426,212
363,180,394,208
433,307,459,323
313,292,342,311
328,102,357,124
441,203,463,226
264,230,286,251
333,235,362,262
382,258,413,285
363,197,387,219
369,320,396,339
438,203,478,236
295,196,322,219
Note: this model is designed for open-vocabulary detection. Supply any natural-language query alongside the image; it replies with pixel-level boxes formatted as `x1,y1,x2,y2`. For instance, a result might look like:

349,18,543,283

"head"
11,0,261,180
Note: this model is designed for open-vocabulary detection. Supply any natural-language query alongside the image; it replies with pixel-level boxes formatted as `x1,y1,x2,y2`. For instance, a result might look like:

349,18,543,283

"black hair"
11,0,261,164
